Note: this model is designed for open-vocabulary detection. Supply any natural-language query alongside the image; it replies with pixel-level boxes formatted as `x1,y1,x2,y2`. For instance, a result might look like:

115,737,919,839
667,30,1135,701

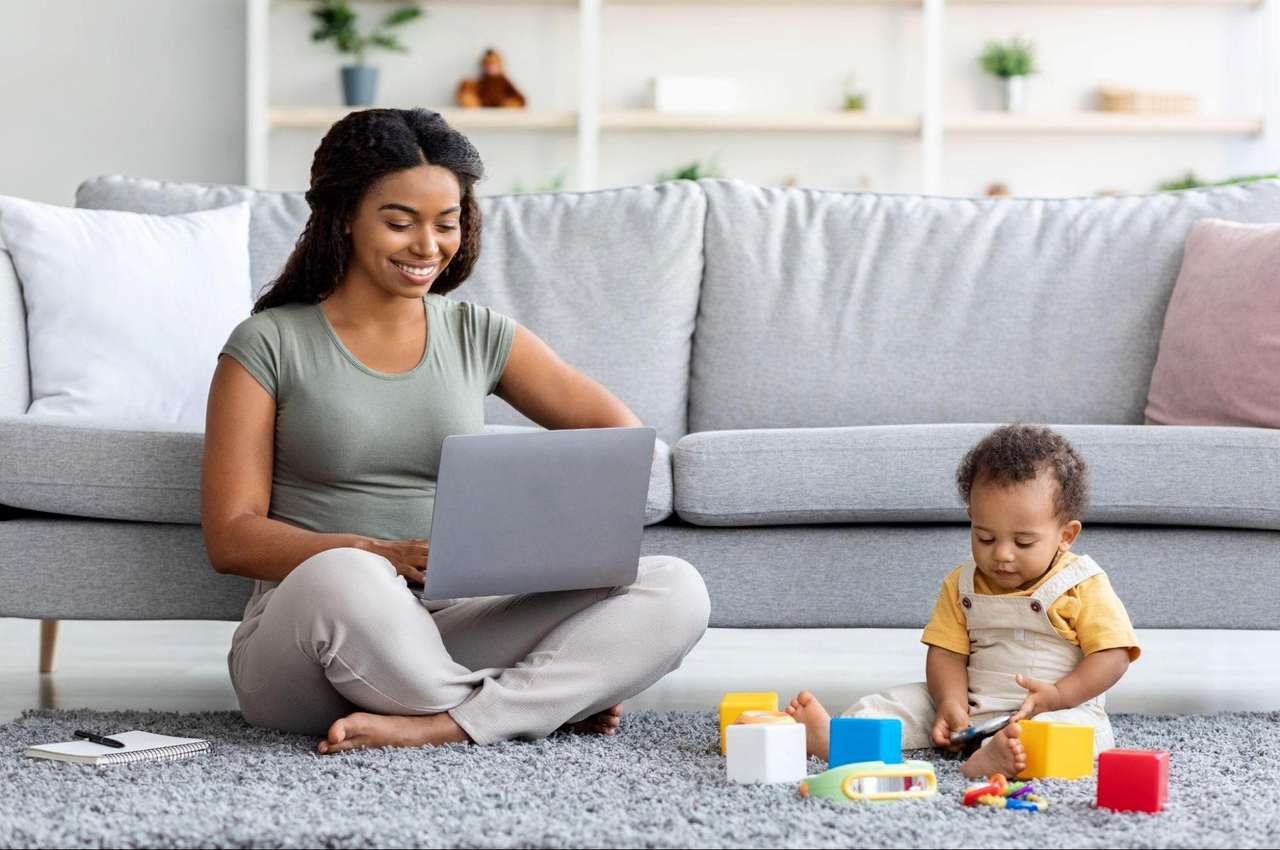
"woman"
200,108,710,754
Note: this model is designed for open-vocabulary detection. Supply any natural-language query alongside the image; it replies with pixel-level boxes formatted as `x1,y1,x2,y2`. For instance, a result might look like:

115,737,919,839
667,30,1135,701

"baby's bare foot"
317,711,471,755
960,721,1026,779
563,704,624,736
785,690,832,762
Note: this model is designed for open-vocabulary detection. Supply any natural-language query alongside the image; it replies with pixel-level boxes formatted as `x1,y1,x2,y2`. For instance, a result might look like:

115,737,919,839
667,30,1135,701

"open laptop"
420,426,656,600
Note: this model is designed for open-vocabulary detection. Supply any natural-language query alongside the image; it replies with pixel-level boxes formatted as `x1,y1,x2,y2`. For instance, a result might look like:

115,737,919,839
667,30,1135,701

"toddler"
786,424,1140,779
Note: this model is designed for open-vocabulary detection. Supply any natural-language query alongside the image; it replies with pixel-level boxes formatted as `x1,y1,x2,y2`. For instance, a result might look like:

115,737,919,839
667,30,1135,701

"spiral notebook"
23,731,209,765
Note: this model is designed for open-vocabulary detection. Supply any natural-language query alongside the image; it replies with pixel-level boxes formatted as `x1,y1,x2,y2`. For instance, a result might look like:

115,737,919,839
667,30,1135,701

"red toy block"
1097,749,1169,813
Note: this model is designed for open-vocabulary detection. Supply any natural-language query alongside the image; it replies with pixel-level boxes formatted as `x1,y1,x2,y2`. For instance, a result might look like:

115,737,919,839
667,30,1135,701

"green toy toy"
799,760,937,802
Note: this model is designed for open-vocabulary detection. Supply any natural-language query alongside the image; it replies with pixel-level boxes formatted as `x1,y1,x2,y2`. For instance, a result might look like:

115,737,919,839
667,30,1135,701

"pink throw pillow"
1145,218,1280,428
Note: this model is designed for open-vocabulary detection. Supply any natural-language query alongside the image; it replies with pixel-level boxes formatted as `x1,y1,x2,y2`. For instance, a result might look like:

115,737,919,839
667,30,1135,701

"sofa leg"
39,619,59,674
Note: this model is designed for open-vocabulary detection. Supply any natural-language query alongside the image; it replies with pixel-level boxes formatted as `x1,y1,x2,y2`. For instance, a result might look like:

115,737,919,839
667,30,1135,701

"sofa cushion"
673,424,1280,530
1145,218,1280,429
0,416,673,526
690,178,1280,433
75,176,704,443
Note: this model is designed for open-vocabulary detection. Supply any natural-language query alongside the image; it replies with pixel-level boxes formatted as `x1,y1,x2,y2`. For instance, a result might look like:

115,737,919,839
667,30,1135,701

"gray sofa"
3,176,1280,665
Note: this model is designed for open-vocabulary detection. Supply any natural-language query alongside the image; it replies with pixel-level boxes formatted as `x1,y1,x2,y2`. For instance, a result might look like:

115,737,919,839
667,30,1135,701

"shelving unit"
247,0,1278,193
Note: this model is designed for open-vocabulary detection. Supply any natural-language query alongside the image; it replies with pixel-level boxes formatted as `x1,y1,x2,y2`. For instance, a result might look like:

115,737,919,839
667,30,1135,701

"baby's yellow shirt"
921,551,1141,661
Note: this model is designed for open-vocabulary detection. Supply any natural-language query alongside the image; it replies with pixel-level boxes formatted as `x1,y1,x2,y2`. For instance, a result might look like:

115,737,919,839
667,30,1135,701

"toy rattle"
962,773,1049,812
799,760,937,803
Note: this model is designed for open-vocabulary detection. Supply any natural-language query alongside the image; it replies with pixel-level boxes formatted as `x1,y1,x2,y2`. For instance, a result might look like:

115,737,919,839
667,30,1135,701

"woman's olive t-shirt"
218,293,516,619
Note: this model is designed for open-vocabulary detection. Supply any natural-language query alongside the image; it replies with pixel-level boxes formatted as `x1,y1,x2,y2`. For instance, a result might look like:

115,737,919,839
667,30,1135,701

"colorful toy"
828,717,902,768
963,773,1049,812
1017,719,1094,780
718,692,778,754
1097,749,1169,813
799,760,936,803
726,722,807,784
950,713,1013,745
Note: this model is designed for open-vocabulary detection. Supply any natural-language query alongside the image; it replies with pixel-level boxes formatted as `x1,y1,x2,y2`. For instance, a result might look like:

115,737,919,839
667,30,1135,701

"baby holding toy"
786,424,1141,779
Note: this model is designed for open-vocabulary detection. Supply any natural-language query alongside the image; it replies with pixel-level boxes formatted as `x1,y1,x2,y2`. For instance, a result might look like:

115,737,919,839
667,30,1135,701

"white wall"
1,1,1273,203
0,0,245,206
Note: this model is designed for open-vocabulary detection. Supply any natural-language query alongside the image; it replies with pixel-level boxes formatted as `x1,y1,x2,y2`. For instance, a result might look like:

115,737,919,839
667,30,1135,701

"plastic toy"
1097,749,1169,813
950,713,1013,745
718,692,778,754
799,760,937,803
735,710,796,726
1017,719,1094,780
726,722,807,784
828,717,902,768
963,773,1049,812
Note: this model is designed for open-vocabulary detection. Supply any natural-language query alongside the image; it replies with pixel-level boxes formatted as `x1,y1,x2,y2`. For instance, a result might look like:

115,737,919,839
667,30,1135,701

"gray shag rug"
2,708,1278,849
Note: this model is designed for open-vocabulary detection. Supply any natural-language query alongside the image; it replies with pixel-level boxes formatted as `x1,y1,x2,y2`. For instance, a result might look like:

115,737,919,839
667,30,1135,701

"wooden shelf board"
945,112,1264,134
600,109,921,131
269,106,578,130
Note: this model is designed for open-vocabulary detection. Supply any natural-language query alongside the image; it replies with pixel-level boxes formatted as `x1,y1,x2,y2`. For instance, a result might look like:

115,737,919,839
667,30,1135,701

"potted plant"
311,0,425,107
979,37,1037,113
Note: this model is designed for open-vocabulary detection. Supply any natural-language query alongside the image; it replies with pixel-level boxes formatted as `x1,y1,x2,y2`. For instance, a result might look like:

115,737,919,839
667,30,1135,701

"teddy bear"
456,48,526,108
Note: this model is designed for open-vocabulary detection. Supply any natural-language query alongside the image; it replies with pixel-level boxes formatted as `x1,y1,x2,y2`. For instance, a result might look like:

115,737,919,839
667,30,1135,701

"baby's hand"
931,701,971,749
1012,674,1063,721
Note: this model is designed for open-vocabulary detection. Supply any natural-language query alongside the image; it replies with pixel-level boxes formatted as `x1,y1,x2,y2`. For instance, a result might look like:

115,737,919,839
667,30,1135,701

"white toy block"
726,723,807,784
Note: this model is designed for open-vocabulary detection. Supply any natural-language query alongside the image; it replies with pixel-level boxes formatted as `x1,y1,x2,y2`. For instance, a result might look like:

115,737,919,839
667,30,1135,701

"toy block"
1097,749,1170,813
726,723,807,784
1016,719,1094,780
718,692,778,754
828,717,902,768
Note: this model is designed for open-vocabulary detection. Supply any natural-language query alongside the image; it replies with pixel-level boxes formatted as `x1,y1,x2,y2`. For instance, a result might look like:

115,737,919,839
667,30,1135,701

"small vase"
341,65,379,107
1002,75,1027,113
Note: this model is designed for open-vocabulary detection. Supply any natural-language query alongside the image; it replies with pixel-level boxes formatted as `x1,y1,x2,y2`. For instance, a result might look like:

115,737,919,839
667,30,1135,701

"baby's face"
967,470,1081,591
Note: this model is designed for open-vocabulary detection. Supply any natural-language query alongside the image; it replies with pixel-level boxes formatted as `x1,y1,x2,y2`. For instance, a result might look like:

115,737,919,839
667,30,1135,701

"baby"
787,424,1140,779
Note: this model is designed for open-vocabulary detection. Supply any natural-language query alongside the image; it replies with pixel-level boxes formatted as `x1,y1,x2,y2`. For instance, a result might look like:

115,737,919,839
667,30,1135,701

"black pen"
73,729,126,749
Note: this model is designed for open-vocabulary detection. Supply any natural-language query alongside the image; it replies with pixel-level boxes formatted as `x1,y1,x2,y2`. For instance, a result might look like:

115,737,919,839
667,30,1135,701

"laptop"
420,426,656,600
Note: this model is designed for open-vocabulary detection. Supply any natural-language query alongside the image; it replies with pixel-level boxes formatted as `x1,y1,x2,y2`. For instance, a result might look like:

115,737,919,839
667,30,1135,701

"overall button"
962,597,972,609
1030,600,1043,613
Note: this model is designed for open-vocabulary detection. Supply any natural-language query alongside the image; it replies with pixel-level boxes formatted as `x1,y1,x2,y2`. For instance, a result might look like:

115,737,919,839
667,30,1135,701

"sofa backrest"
74,176,705,443
689,178,1280,433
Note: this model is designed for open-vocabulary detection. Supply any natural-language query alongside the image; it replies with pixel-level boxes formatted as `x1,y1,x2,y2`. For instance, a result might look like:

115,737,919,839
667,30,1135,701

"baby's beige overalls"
845,555,1115,754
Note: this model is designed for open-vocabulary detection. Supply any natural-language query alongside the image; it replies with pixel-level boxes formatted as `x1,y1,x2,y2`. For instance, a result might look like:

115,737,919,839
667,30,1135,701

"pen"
73,729,126,749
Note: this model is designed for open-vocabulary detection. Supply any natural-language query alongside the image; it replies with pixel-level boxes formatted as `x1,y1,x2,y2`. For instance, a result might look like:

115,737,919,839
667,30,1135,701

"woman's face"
345,163,463,298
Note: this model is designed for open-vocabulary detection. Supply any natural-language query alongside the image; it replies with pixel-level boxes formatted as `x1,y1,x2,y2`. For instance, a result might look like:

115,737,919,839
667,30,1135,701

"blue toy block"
828,718,903,768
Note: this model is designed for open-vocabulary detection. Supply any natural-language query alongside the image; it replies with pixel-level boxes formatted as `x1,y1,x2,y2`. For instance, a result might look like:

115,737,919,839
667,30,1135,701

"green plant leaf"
382,6,423,28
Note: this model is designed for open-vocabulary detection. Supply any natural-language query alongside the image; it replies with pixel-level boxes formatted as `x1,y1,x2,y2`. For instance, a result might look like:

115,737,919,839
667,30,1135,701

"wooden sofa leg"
39,619,59,674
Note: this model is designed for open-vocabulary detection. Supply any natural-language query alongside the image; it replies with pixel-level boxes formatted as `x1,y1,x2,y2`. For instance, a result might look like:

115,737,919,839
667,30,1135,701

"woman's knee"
276,546,399,615
637,555,711,643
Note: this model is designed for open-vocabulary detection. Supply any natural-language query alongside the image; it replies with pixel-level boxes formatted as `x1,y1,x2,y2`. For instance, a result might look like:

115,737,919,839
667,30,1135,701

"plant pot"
341,65,379,107
1002,75,1027,113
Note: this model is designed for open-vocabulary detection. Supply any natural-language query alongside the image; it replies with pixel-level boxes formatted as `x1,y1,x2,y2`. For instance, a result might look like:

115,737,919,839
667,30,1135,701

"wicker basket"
1098,86,1199,115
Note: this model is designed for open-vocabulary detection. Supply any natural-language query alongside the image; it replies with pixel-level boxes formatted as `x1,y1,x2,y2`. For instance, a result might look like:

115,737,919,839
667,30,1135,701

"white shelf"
268,106,577,130
599,109,920,132
248,0,1278,192
945,112,1265,134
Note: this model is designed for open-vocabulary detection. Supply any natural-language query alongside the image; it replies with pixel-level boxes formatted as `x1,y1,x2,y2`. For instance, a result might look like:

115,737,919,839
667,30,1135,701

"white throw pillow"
0,196,252,430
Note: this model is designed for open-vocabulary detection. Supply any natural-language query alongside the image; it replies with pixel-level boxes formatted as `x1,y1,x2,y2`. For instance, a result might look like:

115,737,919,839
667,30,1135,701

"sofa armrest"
0,249,31,416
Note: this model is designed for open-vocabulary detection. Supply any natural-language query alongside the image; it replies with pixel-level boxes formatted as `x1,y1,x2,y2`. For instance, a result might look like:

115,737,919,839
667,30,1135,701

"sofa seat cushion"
0,417,673,526
673,424,1280,530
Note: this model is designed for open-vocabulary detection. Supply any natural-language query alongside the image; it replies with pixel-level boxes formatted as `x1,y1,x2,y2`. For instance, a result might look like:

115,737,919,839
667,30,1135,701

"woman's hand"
931,699,972,749
356,537,429,585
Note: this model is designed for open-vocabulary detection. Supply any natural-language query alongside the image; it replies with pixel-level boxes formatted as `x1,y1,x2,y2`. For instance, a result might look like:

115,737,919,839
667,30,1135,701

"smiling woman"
200,108,710,755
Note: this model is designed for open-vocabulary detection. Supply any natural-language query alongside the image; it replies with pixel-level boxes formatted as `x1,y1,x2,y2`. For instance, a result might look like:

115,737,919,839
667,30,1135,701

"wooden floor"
2,619,1276,725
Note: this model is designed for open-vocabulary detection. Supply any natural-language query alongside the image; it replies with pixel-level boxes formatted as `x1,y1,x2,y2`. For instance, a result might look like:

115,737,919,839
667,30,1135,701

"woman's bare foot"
960,721,1026,779
785,690,832,761
563,704,624,736
317,711,472,755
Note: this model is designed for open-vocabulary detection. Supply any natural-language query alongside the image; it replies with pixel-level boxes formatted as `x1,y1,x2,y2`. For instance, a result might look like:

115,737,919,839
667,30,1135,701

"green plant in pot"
979,36,1037,113
311,0,425,107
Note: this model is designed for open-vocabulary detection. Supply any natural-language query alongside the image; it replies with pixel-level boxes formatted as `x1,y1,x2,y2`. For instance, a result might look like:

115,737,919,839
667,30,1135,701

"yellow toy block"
719,692,778,754
1017,719,1094,780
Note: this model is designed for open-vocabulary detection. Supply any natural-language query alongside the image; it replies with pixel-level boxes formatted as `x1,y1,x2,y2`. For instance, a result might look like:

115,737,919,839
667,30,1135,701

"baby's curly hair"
956,424,1088,522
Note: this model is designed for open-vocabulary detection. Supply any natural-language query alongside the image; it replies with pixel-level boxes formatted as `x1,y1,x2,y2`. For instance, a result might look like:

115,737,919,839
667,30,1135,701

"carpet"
1,708,1277,848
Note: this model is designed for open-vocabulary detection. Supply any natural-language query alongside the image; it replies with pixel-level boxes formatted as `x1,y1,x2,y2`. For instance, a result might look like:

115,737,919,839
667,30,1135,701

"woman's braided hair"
252,108,484,314
956,423,1089,522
